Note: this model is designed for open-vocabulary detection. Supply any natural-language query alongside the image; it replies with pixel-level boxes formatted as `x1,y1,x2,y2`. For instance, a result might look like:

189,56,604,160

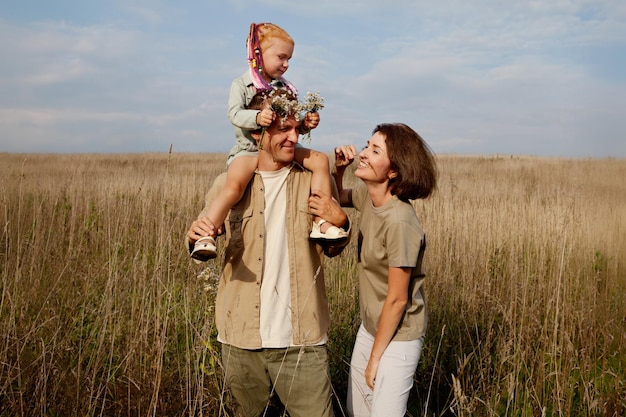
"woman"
333,123,437,417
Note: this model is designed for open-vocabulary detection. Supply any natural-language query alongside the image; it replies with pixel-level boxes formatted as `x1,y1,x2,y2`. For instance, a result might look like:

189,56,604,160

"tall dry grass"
0,152,624,416
1,152,226,416
418,156,626,416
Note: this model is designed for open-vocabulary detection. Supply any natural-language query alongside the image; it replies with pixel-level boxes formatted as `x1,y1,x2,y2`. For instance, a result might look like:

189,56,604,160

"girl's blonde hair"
247,23,296,92
256,23,294,52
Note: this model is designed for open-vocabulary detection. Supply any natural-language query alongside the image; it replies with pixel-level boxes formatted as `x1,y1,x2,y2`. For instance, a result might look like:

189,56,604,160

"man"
186,88,350,417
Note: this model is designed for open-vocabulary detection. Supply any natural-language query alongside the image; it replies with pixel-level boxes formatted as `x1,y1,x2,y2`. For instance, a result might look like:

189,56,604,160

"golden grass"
418,155,626,416
1,152,624,416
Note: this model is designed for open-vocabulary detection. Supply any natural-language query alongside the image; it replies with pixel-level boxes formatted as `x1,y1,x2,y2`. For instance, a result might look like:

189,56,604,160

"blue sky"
1,0,625,157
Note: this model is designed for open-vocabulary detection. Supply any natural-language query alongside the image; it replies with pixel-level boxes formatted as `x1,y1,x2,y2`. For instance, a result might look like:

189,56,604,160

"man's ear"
251,129,265,150
250,130,262,141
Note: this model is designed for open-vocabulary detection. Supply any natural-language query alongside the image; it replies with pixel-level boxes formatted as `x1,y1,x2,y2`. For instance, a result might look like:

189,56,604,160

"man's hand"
187,217,219,243
308,191,347,229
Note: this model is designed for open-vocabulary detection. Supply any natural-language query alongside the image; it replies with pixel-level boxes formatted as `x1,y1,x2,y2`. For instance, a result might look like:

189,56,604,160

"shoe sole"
191,239,217,261
309,234,349,241
191,248,217,261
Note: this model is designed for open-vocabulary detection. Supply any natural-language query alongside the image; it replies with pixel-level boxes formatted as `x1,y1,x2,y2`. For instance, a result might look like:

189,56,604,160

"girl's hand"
256,108,274,127
334,145,357,170
303,112,320,130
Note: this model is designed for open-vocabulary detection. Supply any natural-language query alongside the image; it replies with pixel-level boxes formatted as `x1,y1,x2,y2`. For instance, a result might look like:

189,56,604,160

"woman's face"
355,132,396,185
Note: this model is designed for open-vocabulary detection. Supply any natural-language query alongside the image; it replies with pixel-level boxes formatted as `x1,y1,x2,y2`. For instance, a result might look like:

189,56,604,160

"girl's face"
355,132,396,185
261,38,294,81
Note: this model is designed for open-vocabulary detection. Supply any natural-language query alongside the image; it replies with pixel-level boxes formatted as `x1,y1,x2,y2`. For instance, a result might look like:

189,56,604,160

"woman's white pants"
347,323,423,417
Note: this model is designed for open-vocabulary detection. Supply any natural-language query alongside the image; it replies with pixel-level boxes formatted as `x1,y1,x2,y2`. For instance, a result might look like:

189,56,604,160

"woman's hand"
365,356,380,390
334,145,357,171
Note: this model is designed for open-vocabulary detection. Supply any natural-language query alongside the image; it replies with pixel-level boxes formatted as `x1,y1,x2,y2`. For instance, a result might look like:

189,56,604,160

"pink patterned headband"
246,23,297,94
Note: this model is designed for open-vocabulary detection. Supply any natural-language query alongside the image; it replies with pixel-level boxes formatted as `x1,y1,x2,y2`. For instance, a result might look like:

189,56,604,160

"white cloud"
0,1,624,157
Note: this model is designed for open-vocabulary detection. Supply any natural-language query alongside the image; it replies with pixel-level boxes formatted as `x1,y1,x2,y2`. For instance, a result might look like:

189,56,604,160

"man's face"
260,114,300,164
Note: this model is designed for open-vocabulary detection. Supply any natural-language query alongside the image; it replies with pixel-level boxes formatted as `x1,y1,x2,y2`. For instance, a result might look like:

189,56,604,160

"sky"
1,0,625,157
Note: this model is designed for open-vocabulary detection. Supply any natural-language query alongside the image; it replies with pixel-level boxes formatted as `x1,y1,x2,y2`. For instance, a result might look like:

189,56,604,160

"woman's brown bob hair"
374,123,438,201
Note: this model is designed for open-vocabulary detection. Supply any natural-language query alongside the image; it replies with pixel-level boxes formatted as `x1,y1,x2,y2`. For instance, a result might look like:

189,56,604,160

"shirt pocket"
227,205,254,248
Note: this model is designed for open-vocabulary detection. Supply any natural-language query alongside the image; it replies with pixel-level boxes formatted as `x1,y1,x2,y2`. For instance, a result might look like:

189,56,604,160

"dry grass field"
1,152,624,416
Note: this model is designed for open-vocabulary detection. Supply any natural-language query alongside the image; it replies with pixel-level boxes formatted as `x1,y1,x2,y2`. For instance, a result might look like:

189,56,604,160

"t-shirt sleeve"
351,184,369,212
385,219,423,268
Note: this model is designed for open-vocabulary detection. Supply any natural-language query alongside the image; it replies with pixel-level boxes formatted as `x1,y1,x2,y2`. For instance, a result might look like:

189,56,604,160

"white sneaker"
191,236,217,262
309,220,348,241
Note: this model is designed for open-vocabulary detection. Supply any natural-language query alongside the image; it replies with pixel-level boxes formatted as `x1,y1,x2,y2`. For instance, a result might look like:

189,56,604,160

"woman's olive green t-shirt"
352,184,427,341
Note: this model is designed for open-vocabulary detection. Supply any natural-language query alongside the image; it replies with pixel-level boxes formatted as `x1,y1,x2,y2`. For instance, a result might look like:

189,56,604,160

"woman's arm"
332,145,358,206
364,266,411,389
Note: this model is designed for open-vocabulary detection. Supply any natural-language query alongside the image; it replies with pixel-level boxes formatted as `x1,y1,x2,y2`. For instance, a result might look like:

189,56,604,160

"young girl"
333,124,438,417
192,22,346,261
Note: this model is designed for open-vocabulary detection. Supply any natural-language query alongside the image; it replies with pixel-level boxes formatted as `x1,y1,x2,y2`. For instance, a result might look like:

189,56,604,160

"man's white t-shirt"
258,167,292,347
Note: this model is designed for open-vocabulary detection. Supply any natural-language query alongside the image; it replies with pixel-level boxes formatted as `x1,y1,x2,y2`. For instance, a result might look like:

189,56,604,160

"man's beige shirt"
193,163,349,349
